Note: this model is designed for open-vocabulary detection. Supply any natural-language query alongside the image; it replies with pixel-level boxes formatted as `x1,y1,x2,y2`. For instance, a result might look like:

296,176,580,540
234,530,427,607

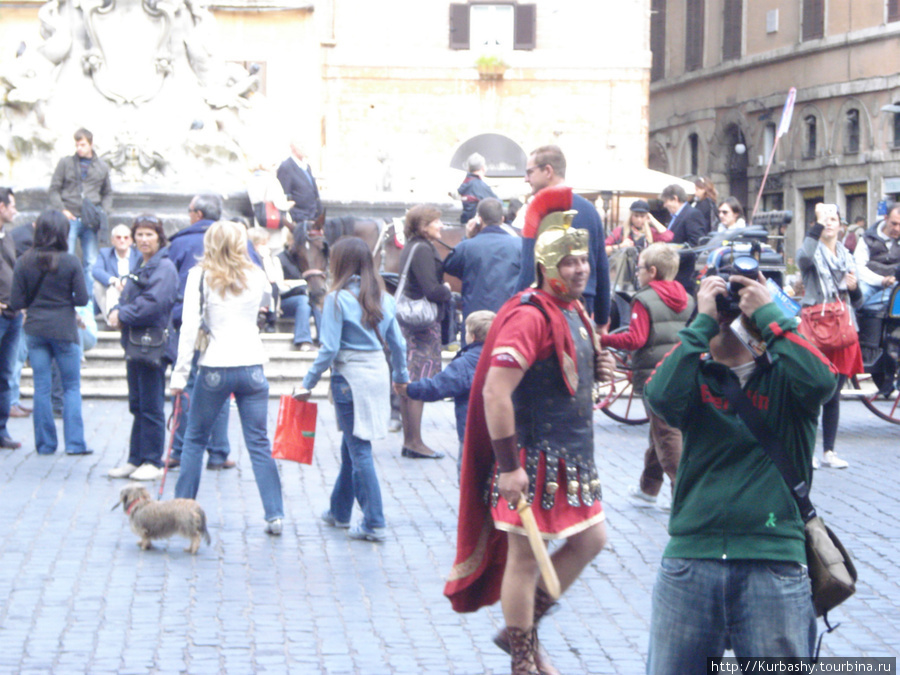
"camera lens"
733,256,759,277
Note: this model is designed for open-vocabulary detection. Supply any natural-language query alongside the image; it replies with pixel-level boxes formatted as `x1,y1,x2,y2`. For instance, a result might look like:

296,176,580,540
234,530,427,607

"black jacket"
398,237,452,321
276,158,321,223
10,251,88,343
667,203,707,247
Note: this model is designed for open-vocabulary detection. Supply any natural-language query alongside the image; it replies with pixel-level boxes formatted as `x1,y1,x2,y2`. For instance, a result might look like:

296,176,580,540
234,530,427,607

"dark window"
890,0,900,23
804,115,817,158
449,4,471,49
802,0,824,41
513,4,536,49
845,109,860,153
893,104,900,148
689,133,699,176
684,0,705,72
448,3,536,50
650,0,667,82
722,0,742,61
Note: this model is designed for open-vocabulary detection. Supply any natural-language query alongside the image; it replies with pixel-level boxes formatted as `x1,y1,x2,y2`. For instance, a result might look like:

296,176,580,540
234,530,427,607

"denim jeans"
647,558,816,674
171,346,230,463
67,217,99,297
0,313,22,438
9,323,27,407
26,334,88,454
174,365,283,521
126,360,166,467
280,293,321,344
329,373,385,531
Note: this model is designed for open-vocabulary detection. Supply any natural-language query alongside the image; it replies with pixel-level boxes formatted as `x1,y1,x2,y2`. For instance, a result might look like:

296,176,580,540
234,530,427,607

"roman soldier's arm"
483,364,528,503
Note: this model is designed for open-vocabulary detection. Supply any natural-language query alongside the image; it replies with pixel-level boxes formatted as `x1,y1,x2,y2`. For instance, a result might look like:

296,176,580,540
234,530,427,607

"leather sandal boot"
494,587,561,675
506,626,540,675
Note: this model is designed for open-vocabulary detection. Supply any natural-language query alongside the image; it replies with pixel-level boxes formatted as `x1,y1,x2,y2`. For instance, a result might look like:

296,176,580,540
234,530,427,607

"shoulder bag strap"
721,374,817,522
394,242,423,299
25,269,50,308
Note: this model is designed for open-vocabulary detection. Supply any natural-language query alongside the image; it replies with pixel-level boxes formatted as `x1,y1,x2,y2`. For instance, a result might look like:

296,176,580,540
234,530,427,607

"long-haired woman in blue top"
294,237,409,542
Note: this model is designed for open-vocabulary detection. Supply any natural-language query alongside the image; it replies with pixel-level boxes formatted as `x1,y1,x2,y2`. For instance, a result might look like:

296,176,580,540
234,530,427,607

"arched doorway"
450,134,527,177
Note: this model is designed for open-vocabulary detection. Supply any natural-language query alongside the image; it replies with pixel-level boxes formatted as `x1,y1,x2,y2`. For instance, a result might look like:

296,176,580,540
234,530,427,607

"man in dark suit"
92,224,141,318
276,142,321,230
661,184,706,247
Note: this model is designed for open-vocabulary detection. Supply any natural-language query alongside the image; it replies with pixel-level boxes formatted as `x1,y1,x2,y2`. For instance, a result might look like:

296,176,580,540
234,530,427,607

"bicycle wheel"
594,336,648,426
847,374,900,425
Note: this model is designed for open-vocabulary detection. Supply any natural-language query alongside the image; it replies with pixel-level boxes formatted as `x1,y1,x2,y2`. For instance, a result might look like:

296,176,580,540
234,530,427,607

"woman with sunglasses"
716,196,746,231
107,215,178,480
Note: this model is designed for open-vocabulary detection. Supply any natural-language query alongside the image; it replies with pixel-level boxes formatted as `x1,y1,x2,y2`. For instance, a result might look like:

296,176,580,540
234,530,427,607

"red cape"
443,289,593,613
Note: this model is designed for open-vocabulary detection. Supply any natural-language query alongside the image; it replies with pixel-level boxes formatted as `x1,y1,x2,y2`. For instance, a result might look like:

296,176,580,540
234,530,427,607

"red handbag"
272,396,317,464
264,202,282,230
799,301,857,351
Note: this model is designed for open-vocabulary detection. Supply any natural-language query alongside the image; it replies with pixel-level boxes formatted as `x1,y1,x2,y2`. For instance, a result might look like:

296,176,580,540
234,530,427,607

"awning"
569,165,696,198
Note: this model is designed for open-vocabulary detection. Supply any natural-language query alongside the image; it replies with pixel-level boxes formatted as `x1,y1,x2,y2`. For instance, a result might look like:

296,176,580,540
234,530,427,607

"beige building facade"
649,0,900,253
1,0,653,205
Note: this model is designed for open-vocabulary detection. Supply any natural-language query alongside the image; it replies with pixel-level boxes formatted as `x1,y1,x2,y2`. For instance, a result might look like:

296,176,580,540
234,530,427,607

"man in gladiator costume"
444,185,617,675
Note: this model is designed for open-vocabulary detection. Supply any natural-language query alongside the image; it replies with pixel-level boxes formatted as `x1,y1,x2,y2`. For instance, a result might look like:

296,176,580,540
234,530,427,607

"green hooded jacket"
644,303,839,564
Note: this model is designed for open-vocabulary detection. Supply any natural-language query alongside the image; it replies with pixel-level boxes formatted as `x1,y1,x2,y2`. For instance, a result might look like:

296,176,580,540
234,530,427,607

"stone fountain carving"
0,0,269,187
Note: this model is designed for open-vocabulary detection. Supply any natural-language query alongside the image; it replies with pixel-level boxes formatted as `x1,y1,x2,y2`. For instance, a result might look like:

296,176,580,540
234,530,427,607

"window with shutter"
651,0,667,82
802,0,824,41
684,0,705,72
452,3,535,51
890,0,900,23
722,0,742,61
449,4,471,50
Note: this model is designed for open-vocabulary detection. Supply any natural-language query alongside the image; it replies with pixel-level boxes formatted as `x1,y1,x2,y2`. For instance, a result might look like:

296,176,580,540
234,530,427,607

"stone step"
20,332,457,400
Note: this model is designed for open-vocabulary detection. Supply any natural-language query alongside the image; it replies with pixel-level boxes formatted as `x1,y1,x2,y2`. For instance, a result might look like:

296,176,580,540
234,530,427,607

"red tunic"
444,289,603,614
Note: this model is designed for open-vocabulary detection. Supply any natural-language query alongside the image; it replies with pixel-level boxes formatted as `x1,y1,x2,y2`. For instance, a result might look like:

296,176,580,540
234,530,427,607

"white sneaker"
627,485,657,508
812,456,820,470
822,451,849,469
108,463,138,478
130,463,164,481
265,518,283,536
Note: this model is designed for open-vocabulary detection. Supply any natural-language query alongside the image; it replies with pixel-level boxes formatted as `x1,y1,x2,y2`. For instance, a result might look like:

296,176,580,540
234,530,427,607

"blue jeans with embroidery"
174,365,283,521
647,557,816,674
171,348,231,464
329,373,385,531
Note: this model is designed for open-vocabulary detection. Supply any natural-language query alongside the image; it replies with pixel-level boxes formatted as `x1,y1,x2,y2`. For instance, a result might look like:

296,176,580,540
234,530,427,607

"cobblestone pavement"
0,396,897,674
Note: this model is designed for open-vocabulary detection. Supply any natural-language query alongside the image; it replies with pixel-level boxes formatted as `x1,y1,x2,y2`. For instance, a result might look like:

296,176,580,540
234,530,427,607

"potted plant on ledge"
475,55,508,81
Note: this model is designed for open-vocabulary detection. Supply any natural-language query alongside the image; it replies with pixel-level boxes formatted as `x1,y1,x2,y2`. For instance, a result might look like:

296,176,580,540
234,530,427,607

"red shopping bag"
272,396,317,464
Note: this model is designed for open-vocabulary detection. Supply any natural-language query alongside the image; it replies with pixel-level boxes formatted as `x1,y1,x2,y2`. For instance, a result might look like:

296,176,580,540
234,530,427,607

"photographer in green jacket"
644,269,838,673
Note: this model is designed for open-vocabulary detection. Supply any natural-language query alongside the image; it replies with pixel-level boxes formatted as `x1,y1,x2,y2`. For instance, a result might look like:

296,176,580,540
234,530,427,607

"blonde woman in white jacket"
171,220,285,535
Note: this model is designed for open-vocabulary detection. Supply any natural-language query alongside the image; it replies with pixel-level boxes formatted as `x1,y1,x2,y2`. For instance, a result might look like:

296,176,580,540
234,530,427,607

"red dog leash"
158,393,186,500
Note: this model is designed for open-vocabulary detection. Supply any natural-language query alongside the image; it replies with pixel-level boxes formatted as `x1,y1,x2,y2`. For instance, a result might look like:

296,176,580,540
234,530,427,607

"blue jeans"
171,347,230,463
67,218,99,296
126,360,166,467
26,334,88,454
174,365,283,521
647,558,816,674
9,323,27,407
280,293,321,344
329,373,385,531
0,313,22,438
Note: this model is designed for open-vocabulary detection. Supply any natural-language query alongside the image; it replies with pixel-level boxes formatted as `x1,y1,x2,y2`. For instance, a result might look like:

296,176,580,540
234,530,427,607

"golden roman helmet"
524,185,590,296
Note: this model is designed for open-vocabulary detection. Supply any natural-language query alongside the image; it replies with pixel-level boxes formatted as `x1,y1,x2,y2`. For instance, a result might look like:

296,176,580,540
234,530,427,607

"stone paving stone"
1,399,898,673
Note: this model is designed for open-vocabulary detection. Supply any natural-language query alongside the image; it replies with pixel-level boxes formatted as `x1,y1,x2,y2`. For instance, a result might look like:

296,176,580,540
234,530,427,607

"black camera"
707,256,759,315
